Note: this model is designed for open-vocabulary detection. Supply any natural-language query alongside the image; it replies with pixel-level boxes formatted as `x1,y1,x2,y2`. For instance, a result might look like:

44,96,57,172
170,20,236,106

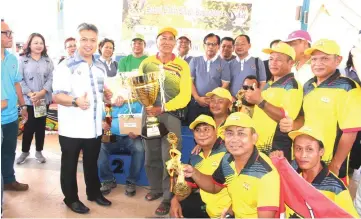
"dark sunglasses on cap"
242,85,255,91
1,31,13,38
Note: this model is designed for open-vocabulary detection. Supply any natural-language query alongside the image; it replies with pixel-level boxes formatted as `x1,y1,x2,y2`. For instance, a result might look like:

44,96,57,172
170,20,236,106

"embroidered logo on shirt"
321,97,330,103
212,161,218,168
76,70,82,75
243,182,250,190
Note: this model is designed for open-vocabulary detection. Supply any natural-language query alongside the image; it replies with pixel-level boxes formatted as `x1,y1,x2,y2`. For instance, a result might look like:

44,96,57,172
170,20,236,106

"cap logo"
229,115,240,120
303,127,312,132
315,41,325,47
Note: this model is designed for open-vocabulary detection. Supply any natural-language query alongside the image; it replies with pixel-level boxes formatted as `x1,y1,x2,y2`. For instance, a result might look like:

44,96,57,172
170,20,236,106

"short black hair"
270,39,281,48
317,140,324,149
194,122,215,130
98,38,115,55
203,33,220,45
235,34,251,44
243,75,259,88
221,37,235,45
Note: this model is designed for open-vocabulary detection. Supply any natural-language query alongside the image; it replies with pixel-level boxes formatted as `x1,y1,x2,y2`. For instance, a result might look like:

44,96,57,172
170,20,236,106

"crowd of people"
2,18,361,218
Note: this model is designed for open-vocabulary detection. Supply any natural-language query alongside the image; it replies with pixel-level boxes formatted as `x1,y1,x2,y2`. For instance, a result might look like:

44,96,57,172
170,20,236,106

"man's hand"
279,114,293,133
102,121,110,131
76,92,90,110
269,150,285,159
113,96,125,107
183,164,195,178
170,198,183,218
191,144,201,155
196,96,210,107
328,161,340,176
220,206,234,219
104,87,113,101
128,132,138,139
244,88,262,105
21,108,28,122
145,106,163,117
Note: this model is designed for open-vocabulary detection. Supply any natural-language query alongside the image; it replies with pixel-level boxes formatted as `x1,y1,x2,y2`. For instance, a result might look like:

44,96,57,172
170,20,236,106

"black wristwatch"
257,99,267,109
72,98,78,107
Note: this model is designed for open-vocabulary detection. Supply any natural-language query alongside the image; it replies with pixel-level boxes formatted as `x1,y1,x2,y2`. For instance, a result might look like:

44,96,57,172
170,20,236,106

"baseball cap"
157,27,178,38
178,34,191,42
189,115,216,130
288,126,324,147
219,112,255,133
132,33,145,42
262,42,296,60
284,30,312,43
205,87,233,102
304,39,341,56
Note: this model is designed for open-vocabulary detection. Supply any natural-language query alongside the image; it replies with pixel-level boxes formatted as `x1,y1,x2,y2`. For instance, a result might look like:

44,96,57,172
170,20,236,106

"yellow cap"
157,27,178,38
189,115,216,130
304,39,340,56
219,112,255,133
205,87,233,102
132,33,145,41
262,42,296,60
288,126,324,145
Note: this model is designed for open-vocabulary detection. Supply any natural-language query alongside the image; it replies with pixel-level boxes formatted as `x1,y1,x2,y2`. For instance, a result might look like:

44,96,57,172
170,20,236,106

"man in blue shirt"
1,20,29,191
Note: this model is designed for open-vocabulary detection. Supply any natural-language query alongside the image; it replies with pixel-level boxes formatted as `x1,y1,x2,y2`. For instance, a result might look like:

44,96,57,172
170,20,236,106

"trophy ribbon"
158,64,166,112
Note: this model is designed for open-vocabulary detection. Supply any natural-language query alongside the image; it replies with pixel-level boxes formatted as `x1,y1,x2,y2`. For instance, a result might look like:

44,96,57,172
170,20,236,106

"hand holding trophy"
165,132,189,197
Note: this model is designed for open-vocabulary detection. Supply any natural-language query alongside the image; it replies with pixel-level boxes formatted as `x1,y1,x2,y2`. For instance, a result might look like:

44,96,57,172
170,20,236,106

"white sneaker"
35,151,46,163
16,152,30,164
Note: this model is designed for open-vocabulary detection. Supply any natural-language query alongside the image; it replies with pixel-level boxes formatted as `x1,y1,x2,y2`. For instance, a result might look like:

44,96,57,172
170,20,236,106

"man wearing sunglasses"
1,20,29,191
245,42,303,161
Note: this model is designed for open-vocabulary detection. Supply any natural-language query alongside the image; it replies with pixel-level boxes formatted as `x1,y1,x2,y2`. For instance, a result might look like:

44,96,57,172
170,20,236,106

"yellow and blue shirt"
212,147,280,218
253,73,303,160
302,70,361,178
186,139,231,218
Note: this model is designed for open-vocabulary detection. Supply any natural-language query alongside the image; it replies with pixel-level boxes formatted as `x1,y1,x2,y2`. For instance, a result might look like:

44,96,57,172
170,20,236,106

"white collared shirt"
292,61,314,86
236,54,251,71
203,55,219,72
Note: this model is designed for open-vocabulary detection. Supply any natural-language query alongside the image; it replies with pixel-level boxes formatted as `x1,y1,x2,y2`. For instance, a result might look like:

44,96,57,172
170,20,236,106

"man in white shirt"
284,30,314,86
53,23,112,214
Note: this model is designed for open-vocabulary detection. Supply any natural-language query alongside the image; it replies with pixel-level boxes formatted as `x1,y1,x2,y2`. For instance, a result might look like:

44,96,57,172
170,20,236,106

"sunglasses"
1,31,13,38
242,85,255,91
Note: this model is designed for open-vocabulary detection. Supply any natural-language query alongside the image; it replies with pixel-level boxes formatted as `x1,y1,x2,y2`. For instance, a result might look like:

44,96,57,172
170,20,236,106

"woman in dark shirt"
98,38,118,77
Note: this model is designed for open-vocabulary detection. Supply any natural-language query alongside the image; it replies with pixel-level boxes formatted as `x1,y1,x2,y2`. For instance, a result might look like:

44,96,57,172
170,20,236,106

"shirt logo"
212,161,218,168
243,182,250,190
76,70,82,75
321,97,330,103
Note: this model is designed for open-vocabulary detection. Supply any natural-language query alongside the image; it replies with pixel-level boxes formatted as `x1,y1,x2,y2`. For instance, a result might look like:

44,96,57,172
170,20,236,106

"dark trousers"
185,98,211,126
1,120,18,184
22,105,48,152
350,131,361,170
180,192,209,218
59,135,102,205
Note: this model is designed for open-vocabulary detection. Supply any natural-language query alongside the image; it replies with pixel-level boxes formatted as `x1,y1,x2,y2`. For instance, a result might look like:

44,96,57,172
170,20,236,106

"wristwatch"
257,99,267,109
72,98,78,107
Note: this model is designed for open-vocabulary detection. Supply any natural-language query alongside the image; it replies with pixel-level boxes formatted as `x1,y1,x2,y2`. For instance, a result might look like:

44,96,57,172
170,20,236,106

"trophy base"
101,134,116,143
141,117,169,140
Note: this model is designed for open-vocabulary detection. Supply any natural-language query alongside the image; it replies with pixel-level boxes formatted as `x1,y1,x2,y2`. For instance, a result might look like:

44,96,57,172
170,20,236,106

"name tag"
124,122,137,128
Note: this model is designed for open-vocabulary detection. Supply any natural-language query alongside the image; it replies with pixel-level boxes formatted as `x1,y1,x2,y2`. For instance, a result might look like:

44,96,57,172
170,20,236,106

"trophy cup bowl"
129,72,161,139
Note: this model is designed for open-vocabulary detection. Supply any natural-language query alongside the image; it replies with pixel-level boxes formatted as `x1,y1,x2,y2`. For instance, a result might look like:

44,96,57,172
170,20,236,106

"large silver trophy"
129,71,165,139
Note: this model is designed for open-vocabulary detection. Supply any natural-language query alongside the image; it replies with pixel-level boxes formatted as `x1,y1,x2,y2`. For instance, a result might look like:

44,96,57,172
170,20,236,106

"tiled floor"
2,134,162,218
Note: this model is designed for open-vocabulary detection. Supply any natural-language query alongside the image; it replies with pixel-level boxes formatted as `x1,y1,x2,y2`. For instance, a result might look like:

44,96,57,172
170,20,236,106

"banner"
121,0,252,55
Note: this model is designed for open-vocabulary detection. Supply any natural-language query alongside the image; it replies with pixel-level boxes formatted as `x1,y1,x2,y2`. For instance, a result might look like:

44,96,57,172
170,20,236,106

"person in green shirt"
118,33,148,73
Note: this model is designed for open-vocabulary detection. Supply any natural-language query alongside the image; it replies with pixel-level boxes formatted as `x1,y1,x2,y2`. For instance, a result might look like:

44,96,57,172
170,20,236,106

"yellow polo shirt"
186,139,231,218
253,73,303,160
286,162,359,218
138,53,192,111
212,148,280,218
302,71,361,178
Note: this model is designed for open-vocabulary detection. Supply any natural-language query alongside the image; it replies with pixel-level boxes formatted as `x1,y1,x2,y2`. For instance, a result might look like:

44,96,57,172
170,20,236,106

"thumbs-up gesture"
244,83,262,105
77,92,90,110
279,111,293,133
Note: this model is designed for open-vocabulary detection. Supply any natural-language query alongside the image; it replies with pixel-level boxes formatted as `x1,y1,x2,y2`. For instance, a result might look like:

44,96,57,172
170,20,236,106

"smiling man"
176,34,192,64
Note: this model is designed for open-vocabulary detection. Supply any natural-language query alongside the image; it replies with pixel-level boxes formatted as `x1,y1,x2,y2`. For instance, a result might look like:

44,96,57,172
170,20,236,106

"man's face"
220,40,234,59
1,22,13,49
209,95,231,117
131,39,145,55
269,52,294,77
65,40,76,56
157,32,176,54
203,36,219,58
78,29,98,58
243,79,258,90
177,37,190,55
234,36,250,57
193,124,217,147
287,39,308,61
310,50,342,79
224,126,257,157
294,135,324,171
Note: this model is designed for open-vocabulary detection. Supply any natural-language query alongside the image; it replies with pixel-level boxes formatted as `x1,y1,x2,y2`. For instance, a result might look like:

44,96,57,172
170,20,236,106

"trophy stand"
165,132,189,197
102,103,116,143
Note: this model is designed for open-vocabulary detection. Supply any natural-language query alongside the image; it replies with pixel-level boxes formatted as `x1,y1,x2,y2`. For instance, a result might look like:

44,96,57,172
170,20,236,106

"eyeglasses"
242,85,255,91
1,31,13,38
205,42,218,47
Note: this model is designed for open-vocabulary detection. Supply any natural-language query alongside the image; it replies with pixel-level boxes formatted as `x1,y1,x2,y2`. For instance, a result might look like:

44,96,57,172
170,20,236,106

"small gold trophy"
102,103,116,143
235,88,255,117
165,132,189,197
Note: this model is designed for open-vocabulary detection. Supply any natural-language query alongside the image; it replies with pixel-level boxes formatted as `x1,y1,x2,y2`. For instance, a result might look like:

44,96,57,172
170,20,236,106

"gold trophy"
165,132,189,197
235,87,255,117
102,103,116,143
129,72,162,139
